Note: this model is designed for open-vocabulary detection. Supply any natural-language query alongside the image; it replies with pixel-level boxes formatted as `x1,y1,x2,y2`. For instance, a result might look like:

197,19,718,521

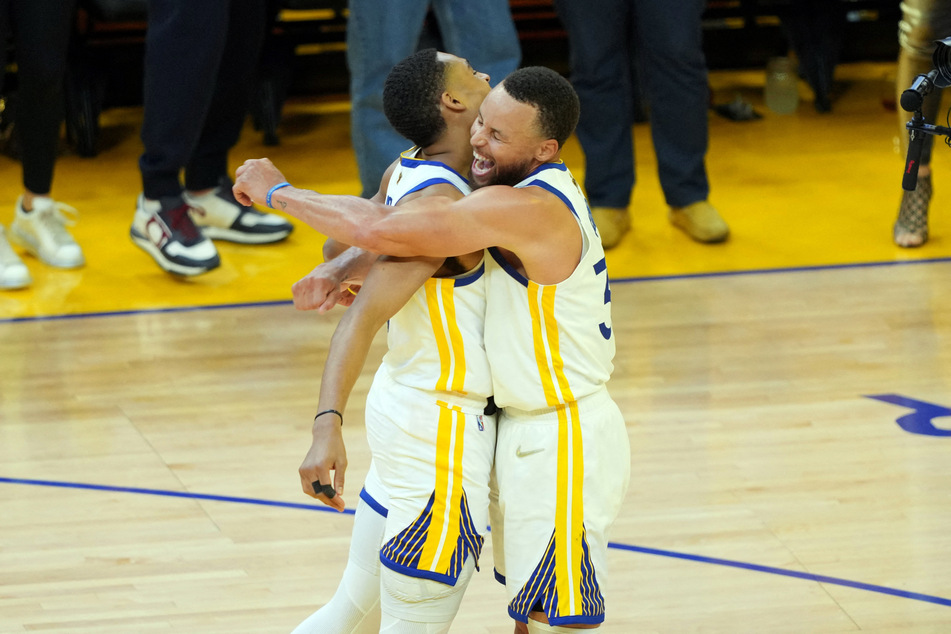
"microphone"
903,124,926,191
901,70,940,112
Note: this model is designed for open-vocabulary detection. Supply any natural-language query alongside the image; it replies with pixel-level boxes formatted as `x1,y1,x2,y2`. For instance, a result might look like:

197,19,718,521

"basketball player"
235,66,631,632
289,50,498,634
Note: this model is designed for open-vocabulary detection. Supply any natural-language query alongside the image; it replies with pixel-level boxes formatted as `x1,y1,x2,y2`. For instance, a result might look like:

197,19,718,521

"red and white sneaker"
130,194,220,276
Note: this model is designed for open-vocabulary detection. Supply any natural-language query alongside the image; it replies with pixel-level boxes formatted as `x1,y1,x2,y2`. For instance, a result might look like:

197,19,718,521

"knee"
381,566,460,605
380,561,473,623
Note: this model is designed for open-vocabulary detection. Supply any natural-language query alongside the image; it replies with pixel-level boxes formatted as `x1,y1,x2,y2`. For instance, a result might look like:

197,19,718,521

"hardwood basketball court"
1,62,950,632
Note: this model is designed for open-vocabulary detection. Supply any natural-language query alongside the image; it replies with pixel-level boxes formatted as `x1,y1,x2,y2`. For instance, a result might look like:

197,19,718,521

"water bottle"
765,57,799,115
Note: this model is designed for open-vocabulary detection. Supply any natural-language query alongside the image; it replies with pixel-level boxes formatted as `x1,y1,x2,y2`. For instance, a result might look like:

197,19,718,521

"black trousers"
138,0,265,199
0,0,76,196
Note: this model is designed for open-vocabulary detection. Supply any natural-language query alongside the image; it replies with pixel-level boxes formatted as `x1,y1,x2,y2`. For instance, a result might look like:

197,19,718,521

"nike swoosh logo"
515,446,544,458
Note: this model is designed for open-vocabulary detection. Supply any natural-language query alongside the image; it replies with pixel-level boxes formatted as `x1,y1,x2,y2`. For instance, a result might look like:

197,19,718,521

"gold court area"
1,63,950,632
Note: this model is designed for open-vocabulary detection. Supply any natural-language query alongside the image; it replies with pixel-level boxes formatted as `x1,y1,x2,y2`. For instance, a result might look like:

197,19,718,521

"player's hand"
292,263,361,312
298,416,347,511
234,158,289,207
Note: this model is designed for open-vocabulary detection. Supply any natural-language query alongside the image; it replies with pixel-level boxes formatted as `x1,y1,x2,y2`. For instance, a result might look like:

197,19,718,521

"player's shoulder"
398,180,467,206
469,181,564,209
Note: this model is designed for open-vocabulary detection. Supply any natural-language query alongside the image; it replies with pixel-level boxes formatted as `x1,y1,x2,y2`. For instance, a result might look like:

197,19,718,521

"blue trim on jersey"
522,161,568,179
449,261,485,288
508,527,605,625
359,487,388,517
506,607,605,627
381,557,464,587
494,568,507,585
398,177,465,202
521,179,579,220
399,152,470,183
488,247,529,287
379,490,485,587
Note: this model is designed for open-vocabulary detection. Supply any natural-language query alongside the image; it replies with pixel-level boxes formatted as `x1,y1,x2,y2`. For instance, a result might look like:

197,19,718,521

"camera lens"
932,37,951,87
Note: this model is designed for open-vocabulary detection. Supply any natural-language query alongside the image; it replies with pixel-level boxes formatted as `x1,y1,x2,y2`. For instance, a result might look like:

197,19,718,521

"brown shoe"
591,206,630,249
668,200,729,243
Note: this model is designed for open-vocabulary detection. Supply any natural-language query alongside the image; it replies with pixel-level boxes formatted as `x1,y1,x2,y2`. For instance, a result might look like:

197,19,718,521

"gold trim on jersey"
419,401,466,572
379,401,485,585
426,277,468,394
527,280,586,616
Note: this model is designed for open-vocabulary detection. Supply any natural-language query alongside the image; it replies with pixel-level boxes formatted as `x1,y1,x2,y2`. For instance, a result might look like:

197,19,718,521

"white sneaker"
0,224,31,289
130,194,220,276
184,176,293,244
9,196,85,268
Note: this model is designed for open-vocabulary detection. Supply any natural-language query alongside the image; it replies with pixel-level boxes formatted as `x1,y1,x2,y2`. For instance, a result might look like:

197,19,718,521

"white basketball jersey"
381,148,492,410
484,162,615,411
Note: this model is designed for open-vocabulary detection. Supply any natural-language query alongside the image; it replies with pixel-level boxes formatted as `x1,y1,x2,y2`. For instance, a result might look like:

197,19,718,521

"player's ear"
535,138,559,163
441,91,466,113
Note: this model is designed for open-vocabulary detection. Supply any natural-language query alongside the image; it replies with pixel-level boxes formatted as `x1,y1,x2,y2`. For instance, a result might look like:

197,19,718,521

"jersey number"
594,257,612,340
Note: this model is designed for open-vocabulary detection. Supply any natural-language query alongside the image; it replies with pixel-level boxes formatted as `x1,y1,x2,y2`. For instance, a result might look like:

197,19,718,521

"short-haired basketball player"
236,66,632,633
290,49,496,633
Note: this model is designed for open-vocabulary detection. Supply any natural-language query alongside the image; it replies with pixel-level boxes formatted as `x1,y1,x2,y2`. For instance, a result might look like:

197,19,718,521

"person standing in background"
130,0,292,277
892,0,951,247
552,0,729,248
0,0,84,290
346,0,521,198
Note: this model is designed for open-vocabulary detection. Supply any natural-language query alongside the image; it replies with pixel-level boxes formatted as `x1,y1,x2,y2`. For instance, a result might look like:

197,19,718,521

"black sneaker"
130,194,221,276
184,176,293,244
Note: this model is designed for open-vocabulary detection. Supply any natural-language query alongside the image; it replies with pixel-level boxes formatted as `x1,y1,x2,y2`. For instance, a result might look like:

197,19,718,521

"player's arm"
293,247,378,312
292,160,400,311
299,253,443,510
235,158,576,263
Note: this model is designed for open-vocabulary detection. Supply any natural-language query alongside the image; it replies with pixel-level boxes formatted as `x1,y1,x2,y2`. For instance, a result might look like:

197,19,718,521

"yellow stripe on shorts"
527,281,585,617
418,402,465,574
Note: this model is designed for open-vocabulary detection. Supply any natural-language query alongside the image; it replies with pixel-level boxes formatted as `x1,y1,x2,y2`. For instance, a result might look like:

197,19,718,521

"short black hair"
383,48,447,148
501,66,580,148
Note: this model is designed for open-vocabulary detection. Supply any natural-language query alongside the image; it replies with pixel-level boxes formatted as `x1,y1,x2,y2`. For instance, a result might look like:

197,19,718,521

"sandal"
894,172,931,248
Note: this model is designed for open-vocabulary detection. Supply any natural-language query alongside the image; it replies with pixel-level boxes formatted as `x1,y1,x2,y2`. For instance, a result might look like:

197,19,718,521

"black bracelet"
315,409,344,426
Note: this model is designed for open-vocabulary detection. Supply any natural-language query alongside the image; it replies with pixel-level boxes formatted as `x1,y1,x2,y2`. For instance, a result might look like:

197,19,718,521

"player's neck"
420,125,475,176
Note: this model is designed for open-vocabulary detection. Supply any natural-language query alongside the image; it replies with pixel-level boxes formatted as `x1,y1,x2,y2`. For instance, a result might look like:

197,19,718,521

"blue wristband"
266,182,291,208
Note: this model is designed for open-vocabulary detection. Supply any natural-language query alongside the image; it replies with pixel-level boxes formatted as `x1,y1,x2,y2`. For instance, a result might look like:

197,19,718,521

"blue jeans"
347,0,521,197
553,0,710,209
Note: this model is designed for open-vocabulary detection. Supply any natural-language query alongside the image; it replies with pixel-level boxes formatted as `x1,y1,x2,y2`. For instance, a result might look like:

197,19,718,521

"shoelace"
162,204,203,243
30,202,79,247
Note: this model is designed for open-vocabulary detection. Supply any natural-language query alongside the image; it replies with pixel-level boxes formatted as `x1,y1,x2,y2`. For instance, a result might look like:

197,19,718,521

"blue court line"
3,476,949,608
0,299,292,324
610,543,951,607
0,476,354,515
611,255,951,284
3,257,951,324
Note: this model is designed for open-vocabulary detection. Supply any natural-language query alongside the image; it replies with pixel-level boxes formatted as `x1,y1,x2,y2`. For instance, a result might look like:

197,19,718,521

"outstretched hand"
234,158,288,207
